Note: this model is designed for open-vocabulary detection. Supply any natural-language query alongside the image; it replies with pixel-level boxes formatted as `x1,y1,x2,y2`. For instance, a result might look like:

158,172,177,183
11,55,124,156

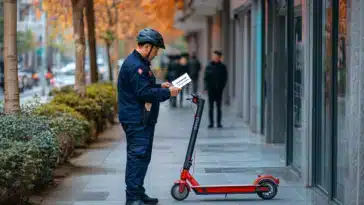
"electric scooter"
170,94,280,201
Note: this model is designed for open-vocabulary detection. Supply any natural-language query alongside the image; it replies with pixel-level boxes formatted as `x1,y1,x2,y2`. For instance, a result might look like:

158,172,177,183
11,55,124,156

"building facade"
174,0,364,204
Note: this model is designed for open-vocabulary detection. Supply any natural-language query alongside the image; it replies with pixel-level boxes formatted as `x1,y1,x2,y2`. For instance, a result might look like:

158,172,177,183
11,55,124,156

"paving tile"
40,102,327,205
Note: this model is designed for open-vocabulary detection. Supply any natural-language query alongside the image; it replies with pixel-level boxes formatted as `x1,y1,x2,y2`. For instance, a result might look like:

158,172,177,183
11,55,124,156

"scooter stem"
183,95,205,170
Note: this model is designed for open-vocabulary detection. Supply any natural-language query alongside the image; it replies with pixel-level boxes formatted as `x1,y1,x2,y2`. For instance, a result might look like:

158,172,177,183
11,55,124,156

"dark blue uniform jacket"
118,50,170,124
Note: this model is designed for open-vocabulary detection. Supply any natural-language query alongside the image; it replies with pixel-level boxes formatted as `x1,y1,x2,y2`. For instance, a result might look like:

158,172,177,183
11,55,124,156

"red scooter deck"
191,184,270,195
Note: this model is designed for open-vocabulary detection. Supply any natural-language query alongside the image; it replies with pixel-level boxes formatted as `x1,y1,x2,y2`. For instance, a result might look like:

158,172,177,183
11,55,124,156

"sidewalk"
38,99,324,205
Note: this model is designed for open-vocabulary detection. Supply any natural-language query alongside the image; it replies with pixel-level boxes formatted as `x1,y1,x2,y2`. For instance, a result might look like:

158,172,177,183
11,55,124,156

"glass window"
334,0,347,202
292,0,304,172
316,0,333,192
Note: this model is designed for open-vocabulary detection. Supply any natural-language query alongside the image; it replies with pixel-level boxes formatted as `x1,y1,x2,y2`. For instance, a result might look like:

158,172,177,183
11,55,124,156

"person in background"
176,53,189,107
189,52,201,94
45,66,53,86
166,54,180,108
204,50,228,128
180,53,190,93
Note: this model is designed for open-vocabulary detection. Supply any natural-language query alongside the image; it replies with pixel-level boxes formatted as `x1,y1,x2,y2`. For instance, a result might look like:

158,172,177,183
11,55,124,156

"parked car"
18,71,34,90
97,58,107,80
22,69,39,86
18,74,25,93
52,69,75,88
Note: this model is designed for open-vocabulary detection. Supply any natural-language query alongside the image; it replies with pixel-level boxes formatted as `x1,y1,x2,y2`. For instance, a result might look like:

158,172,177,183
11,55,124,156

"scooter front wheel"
171,183,189,201
257,179,278,200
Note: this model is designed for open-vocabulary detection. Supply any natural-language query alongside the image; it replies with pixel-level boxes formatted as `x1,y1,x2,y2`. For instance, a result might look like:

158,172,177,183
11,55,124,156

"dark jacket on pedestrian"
189,57,201,81
118,50,170,125
166,58,180,82
204,61,228,93
176,63,189,77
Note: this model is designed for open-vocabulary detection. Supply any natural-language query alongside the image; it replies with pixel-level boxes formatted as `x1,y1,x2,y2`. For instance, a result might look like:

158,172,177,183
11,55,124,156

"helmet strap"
146,45,154,60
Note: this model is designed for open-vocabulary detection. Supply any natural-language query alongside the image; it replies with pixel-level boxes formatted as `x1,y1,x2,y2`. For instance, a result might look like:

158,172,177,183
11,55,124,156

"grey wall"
249,2,257,132
345,1,364,205
234,15,244,118
243,11,251,124
222,0,231,105
195,20,210,94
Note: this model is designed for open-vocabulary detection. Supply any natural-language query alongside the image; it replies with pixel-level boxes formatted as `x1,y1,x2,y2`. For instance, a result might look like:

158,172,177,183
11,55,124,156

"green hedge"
34,103,92,148
0,115,59,204
0,83,117,204
51,83,117,133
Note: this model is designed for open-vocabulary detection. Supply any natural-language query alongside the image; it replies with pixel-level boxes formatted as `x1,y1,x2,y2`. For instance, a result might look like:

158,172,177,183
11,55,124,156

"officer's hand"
169,87,181,97
162,82,173,88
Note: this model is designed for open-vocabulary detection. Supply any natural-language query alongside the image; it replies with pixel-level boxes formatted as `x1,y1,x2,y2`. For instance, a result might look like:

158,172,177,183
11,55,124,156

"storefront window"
292,0,304,172
316,0,333,192
334,0,347,202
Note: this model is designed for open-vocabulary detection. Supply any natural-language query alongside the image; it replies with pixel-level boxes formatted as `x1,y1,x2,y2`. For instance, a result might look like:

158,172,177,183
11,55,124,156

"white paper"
172,73,192,88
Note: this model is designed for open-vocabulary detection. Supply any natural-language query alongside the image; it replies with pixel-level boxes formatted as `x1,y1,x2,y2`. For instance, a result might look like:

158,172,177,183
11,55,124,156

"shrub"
34,103,85,121
51,83,117,134
0,83,117,204
0,114,59,204
34,103,92,147
50,114,91,147
86,83,117,129
51,92,102,131
49,85,75,96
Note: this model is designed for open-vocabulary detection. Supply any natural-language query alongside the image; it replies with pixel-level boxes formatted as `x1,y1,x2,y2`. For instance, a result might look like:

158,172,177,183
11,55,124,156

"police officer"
204,50,228,128
118,28,181,205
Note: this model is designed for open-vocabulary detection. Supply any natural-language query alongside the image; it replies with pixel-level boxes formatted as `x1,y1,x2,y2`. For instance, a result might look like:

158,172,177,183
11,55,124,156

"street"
0,86,49,104
37,99,328,205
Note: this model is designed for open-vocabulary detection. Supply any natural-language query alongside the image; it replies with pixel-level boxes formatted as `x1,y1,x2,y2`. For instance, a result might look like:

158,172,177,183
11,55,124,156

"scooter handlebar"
186,93,198,100
186,93,204,104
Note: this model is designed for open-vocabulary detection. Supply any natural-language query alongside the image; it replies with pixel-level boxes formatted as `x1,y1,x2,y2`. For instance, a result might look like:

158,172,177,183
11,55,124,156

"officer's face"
148,47,160,61
139,44,160,61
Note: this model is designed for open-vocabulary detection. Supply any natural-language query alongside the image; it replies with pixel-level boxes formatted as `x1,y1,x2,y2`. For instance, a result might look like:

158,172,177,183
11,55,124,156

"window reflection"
335,0,347,202
317,0,332,192
292,6,304,172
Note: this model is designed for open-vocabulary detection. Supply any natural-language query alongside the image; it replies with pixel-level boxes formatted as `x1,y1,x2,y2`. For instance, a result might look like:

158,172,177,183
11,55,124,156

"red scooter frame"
171,94,280,201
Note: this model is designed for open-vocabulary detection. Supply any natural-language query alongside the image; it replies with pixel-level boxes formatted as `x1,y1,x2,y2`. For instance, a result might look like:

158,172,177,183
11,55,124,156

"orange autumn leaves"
35,0,183,43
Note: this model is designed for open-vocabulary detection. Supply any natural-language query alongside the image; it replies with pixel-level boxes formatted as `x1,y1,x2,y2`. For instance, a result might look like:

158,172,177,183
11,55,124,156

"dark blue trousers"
122,123,155,201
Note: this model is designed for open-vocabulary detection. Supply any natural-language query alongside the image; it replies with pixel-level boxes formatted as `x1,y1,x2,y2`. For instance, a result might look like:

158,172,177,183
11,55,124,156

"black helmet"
137,28,165,49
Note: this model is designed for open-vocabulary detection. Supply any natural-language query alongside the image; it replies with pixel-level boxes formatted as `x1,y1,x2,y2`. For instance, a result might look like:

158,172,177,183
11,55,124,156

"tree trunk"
105,43,113,81
85,0,98,83
71,0,86,96
3,0,20,114
113,40,120,86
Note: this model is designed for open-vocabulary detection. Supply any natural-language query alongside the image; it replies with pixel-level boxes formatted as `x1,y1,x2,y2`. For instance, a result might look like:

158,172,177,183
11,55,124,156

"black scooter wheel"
171,183,189,201
257,179,278,200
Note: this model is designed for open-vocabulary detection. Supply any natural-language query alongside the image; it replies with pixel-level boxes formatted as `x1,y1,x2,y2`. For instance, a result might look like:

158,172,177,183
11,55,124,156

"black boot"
142,194,158,204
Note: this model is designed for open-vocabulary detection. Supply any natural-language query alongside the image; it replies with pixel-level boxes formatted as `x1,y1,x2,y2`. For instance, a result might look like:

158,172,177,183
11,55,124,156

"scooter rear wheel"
257,179,278,200
171,183,189,201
